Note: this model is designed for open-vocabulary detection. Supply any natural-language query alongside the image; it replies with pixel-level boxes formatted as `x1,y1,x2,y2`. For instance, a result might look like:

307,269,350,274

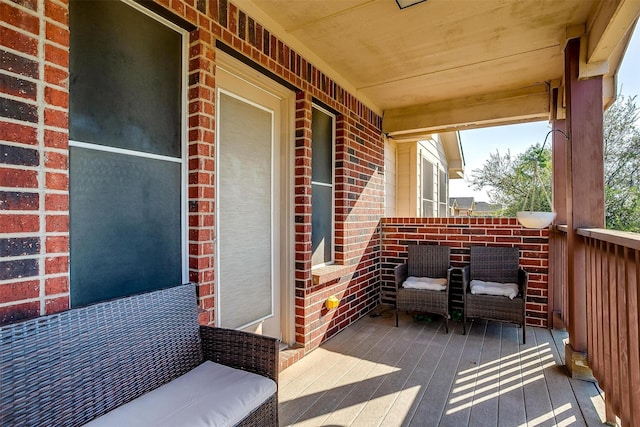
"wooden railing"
549,225,568,329
578,228,640,426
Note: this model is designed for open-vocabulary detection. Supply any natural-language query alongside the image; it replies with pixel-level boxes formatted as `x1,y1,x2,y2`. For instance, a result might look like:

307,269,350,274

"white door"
215,56,291,340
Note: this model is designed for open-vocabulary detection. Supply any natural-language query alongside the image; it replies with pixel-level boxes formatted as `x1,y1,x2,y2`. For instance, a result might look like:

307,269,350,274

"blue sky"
451,25,640,200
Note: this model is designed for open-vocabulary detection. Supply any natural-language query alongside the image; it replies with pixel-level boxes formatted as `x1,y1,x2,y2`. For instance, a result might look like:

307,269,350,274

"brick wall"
293,93,383,359
381,217,549,327
1,0,70,324
1,0,384,360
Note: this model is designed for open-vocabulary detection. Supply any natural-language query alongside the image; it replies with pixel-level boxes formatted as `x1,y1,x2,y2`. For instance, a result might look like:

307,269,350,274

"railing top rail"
576,227,640,250
554,224,568,233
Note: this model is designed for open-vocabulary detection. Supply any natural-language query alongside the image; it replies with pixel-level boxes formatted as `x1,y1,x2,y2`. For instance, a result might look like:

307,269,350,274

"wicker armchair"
395,245,452,332
461,246,528,344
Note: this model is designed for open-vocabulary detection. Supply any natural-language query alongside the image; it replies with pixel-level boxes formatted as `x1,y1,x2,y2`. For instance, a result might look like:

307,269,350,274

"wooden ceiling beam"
382,85,550,136
586,0,640,64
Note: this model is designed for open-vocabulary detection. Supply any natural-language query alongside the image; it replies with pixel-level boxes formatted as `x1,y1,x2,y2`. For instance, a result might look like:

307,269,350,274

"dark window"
69,1,184,306
311,106,334,266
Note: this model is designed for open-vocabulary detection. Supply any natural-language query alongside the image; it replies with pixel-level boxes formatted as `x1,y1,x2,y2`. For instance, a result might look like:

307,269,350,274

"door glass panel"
218,92,273,329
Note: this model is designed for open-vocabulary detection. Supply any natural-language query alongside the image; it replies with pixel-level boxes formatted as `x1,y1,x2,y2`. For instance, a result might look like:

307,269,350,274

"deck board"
498,323,527,427
468,321,501,426
279,312,607,427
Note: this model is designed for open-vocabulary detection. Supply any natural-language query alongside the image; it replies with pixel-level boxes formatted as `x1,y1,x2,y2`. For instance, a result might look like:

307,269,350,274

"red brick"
44,85,68,108
44,108,68,130
44,64,68,88
45,172,68,190
45,255,69,274
45,193,68,211
44,43,68,68
44,0,68,25
0,26,37,56
45,235,68,253
0,280,39,303
45,295,69,314
0,214,39,232
0,168,38,188
0,121,37,145
44,151,68,170
1,3,39,34
44,129,68,148
45,276,69,295
45,21,69,47
46,214,68,232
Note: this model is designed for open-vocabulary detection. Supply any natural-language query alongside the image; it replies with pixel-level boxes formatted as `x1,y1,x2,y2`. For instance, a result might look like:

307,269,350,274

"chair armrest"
394,263,408,290
199,326,279,383
460,266,470,295
518,268,529,299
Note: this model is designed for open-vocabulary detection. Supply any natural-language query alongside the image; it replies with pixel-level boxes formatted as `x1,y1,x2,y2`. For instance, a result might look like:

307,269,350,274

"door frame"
214,52,295,344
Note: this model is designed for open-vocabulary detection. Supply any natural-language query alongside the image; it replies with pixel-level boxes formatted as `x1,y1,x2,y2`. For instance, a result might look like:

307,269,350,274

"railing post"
563,37,605,380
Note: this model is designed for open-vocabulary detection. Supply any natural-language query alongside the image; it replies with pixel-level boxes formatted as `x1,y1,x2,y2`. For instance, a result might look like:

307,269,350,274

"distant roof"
474,202,501,212
449,197,474,209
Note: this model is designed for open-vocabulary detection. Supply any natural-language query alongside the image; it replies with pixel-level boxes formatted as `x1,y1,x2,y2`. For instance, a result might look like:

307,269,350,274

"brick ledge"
311,264,356,285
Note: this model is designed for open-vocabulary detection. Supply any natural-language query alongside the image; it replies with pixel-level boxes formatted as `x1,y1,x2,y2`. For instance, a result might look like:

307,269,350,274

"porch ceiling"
244,0,639,135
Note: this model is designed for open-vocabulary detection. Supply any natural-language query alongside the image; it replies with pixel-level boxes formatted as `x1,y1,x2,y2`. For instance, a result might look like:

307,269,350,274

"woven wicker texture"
407,244,450,278
200,326,279,383
1,284,279,426
462,246,528,343
396,245,451,332
469,245,519,283
200,326,279,426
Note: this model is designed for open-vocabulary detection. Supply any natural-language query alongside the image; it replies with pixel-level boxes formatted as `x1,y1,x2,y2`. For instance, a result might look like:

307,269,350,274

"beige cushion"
84,360,276,427
470,279,519,299
403,276,448,291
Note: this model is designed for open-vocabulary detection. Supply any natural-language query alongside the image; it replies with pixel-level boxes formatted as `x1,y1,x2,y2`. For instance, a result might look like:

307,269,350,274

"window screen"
311,106,334,266
69,1,184,307
217,92,273,329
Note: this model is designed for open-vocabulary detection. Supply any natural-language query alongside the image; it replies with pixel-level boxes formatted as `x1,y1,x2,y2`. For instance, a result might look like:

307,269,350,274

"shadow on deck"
279,309,606,426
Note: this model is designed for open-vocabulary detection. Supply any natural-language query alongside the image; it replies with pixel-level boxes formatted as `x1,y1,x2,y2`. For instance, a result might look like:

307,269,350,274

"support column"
563,37,605,380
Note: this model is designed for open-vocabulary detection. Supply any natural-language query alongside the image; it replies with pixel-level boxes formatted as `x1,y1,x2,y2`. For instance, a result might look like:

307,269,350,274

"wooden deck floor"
279,309,606,427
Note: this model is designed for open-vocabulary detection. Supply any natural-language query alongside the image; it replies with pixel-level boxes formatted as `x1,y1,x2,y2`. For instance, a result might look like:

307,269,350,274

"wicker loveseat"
461,246,528,344
0,284,279,426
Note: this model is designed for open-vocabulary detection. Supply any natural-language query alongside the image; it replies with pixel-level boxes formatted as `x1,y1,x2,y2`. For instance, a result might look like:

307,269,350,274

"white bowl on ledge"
516,211,556,229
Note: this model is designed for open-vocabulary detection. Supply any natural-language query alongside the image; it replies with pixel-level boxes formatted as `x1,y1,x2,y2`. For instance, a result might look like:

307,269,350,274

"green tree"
469,144,552,217
603,95,640,232
469,95,640,231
